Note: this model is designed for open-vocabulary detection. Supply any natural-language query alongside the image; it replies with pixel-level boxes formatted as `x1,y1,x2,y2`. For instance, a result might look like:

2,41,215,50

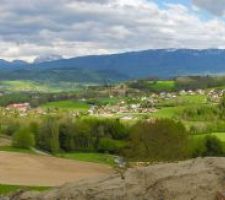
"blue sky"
155,0,190,7
1,0,225,61
155,0,214,20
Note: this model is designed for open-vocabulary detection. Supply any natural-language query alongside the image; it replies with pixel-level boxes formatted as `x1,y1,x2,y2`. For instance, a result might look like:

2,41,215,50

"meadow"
0,184,49,195
42,100,90,111
148,80,176,91
0,80,86,93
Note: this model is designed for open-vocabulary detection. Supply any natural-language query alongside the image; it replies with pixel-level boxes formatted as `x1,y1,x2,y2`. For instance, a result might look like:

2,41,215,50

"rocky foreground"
2,157,225,200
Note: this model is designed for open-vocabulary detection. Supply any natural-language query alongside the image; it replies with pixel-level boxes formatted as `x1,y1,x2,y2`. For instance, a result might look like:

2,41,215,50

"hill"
3,157,225,200
2,49,225,83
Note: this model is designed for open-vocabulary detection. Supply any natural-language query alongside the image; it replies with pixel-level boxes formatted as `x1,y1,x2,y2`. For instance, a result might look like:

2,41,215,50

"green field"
0,145,115,166
0,146,34,154
42,100,90,111
152,106,185,119
170,95,206,104
0,184,49,195
0,80,84,93
148,81,175,91
57,152,115,166
193,132,225,142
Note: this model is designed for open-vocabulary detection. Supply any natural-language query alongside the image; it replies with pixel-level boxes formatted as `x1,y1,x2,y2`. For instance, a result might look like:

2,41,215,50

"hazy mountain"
34,54,64,64
31,49,225,78
0,59,28,69
2,49,225,83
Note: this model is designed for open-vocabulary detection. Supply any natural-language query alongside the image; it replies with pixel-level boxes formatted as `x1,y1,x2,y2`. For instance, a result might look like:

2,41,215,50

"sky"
1,0,225,62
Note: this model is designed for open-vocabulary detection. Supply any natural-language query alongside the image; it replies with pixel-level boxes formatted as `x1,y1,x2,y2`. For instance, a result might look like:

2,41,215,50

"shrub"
202,136,224,156
125,119,189,162
2,123,20,136
98,138,126,154
13,127,35,149
191,135,224,157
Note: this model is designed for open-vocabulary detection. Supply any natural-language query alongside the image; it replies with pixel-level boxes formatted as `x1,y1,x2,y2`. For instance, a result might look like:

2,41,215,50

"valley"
0,75,225,196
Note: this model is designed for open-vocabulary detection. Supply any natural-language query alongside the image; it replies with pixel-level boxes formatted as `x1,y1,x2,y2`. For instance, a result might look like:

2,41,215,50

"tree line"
3,116,224,162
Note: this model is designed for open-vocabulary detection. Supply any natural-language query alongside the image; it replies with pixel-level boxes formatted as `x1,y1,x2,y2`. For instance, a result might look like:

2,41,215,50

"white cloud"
192,0,225,16
1,0,225,61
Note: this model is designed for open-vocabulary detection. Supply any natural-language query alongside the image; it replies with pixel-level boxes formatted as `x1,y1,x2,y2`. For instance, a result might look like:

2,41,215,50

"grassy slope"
151,81,175,91
144,81,175,92
0,146,34,154
152,106,184,119
0,80,83,93
193,132,225,142
42,100,90,111
0,184,49,195
0,146,114,166
57,152,115,166
152,94,207,119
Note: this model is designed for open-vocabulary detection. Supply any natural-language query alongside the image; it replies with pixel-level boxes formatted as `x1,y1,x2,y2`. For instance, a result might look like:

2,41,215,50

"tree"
37,117,60,154
13,127,35,149
125,119,189,162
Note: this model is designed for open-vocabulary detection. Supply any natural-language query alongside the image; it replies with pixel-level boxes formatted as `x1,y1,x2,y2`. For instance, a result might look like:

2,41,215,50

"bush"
125,119,189,162
13,127,35,149
191,135,224,157
98,138,125,154
203,136,224,156
2,123,20,136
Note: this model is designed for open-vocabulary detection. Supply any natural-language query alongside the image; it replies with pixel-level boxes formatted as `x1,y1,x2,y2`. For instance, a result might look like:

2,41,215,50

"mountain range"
2,49,225,83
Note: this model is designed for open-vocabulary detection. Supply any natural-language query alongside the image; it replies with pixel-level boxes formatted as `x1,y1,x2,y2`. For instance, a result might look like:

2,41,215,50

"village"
0,87,224,121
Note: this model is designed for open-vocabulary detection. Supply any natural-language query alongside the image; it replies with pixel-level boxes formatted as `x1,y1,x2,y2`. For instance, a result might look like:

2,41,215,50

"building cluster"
1,88,225,119
88,103,157,116
6,103,31,113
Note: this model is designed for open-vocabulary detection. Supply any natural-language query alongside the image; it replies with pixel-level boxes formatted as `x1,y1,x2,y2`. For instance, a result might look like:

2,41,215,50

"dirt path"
0,151,112,186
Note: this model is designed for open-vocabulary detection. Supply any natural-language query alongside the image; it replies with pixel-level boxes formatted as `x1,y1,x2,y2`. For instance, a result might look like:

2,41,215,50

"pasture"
42,100,90,111
148,81,175,91
0,80,84,93
193,132,225,142
57,152,115,166
0,184,48,195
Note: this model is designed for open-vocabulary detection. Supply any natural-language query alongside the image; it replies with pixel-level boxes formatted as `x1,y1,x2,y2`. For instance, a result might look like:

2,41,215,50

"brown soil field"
0,151,112,186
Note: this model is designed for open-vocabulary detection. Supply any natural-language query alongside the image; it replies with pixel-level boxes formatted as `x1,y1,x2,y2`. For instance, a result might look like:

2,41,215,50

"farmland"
0,80,86,93
42,100,90,111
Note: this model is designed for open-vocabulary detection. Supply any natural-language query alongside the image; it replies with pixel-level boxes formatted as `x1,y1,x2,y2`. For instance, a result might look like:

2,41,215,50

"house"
6,103,31,112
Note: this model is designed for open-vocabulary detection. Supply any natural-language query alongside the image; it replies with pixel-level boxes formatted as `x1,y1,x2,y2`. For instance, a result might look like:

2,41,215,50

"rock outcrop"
3,157,225,200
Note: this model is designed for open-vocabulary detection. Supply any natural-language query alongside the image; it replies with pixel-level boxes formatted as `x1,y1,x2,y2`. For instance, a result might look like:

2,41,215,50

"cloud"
1,0,225,61
192,0,225,16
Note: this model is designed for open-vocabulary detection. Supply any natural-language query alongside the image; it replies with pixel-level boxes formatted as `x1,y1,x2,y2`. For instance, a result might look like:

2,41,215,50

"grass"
0,146,34,154
57,152,115,166
158,94,207,107
148,81,175,91
42,100,90,111
170,95,206,105
193,132,225,142
152,106,185,119
0,80,58,92
211,133,225,142
88,97,122,106
0,80,84,93
0,145,115,166
0,184,49,195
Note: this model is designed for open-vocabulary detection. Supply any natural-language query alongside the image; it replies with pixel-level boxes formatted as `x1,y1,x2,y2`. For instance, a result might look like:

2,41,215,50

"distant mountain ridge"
2,49,225,83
